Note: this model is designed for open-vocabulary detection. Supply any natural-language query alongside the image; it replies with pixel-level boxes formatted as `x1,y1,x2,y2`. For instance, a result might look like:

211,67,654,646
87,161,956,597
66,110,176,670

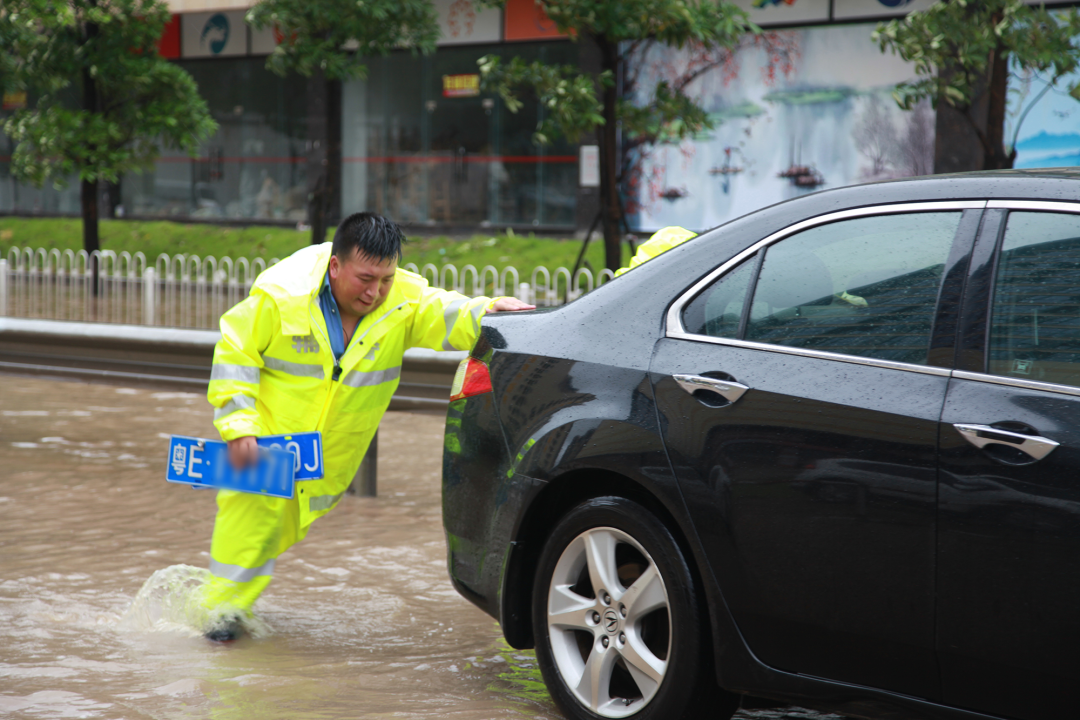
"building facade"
2,0,1079,234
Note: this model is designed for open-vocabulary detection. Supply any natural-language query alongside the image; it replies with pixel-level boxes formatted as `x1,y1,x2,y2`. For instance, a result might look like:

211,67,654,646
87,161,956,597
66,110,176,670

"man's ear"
328,254,340,280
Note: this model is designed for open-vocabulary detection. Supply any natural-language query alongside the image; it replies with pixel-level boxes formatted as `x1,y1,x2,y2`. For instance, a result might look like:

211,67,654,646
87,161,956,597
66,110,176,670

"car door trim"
665,200,986,378
986,199,1080,213
952,370,1080,398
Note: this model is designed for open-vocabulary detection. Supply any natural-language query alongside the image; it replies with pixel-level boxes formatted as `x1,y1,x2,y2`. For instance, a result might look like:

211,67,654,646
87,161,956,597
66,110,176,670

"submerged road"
0,373,839,720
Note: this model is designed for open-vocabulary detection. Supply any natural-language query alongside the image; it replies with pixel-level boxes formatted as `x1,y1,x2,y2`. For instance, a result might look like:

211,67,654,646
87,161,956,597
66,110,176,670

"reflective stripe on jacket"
207,242,494,527
614,226,697,277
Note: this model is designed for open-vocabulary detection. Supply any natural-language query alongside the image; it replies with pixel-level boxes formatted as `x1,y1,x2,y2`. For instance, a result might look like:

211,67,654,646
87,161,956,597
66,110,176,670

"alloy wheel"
546,526,671,718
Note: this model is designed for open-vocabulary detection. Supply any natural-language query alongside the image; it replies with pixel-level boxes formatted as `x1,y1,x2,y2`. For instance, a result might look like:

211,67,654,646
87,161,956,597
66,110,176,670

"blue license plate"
258,432,324,480
166,435,297,498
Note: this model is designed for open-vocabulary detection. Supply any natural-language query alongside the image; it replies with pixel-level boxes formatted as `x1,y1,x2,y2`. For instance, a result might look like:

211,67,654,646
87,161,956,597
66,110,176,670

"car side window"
989,211,1080,388
681,256,756,338
744,213,959,365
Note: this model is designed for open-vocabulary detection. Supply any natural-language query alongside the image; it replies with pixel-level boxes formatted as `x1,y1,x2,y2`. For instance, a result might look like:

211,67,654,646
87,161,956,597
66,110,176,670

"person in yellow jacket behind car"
203,212,534,641
614,226,696,277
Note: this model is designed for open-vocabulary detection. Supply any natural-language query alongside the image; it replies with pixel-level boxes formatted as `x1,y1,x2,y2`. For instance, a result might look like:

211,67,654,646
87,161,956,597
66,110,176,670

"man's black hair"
332,212,406,263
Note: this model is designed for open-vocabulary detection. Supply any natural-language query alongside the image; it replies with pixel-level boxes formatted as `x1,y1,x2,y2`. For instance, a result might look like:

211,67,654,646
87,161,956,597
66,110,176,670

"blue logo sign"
877,0,915,7
200,13,230,55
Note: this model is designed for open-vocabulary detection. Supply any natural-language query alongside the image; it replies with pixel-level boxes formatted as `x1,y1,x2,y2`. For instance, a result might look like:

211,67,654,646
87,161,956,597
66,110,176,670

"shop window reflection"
1,43,580,228
341,41,579,228
122,57,308,223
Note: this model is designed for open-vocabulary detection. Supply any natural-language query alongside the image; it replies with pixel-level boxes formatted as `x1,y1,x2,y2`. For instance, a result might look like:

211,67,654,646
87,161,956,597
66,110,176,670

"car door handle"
953,423,1060,461
673,374,750,405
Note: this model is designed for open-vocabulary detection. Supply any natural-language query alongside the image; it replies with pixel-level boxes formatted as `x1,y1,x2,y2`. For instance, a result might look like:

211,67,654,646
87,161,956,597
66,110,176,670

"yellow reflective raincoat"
204,242,496,611
614,226,697,277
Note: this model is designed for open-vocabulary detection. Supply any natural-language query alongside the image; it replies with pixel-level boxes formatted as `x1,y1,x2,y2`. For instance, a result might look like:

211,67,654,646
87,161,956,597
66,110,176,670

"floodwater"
0,373,839,720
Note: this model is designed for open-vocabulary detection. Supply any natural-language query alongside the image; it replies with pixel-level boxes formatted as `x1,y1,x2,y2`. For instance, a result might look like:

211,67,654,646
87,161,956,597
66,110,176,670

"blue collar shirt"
318,272,352,373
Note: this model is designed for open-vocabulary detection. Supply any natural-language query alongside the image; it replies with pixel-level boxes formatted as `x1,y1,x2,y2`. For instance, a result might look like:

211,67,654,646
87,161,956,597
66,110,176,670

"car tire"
531,496,740,720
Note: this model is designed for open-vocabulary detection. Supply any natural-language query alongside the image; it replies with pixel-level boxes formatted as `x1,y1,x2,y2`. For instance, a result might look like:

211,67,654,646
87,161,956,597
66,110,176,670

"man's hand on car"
488,297,536,313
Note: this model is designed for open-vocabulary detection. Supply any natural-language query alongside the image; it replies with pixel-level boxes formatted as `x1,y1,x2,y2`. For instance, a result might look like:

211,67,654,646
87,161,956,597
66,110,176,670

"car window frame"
954,200,1080,399
665,201,988,378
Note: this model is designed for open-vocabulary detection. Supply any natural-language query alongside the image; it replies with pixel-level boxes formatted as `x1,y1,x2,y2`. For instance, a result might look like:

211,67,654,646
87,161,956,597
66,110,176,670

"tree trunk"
596,36,622,272
307,71,329,245
984,44,1015,170
327,78,342,233
81,177,100,294
82,48,100,296
306,73,342,245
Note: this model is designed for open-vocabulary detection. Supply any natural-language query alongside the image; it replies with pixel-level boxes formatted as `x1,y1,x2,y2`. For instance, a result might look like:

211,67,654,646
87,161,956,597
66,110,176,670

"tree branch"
1009,72,1057,151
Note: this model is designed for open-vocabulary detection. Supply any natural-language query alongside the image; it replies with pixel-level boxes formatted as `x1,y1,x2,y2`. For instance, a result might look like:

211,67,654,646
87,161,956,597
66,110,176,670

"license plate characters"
165,432,323,498
259,432,323,480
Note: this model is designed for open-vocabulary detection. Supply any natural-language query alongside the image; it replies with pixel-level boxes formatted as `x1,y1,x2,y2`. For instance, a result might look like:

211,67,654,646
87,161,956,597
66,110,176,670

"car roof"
798,168,1077,210
687,168,1080,239
857,168,1080,197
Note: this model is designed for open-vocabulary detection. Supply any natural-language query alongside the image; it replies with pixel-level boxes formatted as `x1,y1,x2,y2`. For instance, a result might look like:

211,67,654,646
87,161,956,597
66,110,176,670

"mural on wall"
1008,65,1080,170
627,23,934,232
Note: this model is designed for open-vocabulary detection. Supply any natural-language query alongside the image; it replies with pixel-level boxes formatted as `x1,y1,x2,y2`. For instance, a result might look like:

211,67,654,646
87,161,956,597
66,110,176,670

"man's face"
328,249,397,319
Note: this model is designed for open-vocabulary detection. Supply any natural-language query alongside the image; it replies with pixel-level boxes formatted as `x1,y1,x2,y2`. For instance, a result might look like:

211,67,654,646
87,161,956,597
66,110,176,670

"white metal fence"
0,246,614,329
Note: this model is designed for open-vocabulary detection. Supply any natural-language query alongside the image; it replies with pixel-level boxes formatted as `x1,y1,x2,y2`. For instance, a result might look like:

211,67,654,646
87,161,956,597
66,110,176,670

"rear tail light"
450,357,493,401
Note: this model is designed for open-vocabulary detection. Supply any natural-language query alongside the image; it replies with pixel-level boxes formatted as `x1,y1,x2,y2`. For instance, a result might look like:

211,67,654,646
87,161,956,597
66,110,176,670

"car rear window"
989,211,1080,388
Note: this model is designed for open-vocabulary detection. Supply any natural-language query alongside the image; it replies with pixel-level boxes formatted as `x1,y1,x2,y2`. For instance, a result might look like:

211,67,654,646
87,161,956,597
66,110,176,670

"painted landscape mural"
1009,65,1080,171
627,22,934,232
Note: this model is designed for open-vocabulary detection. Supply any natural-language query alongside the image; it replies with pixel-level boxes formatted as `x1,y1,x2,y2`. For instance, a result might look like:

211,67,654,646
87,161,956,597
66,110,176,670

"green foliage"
619,80,711,146
478,55,608,145
0,217,627,271
476,0,756,148
246,0,440,80
478,0,752,49
874,0,1080,112
0,0,217,188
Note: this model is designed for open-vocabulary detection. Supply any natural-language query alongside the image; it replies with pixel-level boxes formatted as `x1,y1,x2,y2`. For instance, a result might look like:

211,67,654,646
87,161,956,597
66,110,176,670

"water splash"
118,564,270,638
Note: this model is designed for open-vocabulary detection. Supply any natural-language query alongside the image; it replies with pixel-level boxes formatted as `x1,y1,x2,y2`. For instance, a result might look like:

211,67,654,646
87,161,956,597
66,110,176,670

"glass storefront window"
0,100,81,215
342,40,579,228
2,41,580,229
121,57,309,223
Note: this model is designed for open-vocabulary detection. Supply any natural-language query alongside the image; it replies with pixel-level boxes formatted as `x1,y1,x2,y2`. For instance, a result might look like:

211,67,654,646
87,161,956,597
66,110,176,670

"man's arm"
207,293,276,466
406,284,534,353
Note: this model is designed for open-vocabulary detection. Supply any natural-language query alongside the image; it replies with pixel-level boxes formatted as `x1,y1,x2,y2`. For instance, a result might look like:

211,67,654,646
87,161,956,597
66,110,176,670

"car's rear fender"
497,414,789,700
494,413,721,649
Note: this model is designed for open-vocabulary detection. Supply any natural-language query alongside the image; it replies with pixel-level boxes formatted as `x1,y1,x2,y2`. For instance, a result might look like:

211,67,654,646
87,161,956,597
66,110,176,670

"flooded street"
0,373,839,720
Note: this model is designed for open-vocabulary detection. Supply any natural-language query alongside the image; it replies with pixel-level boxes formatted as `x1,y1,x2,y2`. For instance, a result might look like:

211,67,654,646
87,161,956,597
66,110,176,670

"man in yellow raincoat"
614,226,696,277
203,212,533,640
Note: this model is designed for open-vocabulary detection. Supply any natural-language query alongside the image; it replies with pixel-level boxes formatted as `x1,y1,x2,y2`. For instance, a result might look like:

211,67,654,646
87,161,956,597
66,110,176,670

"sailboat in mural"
778,165,825,187
658,187,689,201
708,148,745,176
778,140,825,189
709,147,746,195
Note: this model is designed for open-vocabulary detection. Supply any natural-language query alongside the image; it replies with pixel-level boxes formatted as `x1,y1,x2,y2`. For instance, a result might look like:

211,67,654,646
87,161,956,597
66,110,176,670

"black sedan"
442,170,1080,720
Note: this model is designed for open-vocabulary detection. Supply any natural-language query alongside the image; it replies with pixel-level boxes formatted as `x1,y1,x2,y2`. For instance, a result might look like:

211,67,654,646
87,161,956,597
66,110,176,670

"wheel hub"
602,608,620,635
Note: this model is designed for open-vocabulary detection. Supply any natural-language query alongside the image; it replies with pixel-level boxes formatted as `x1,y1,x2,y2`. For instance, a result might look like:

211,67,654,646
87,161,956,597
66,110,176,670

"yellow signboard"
2,91,27,111
442,74,480,98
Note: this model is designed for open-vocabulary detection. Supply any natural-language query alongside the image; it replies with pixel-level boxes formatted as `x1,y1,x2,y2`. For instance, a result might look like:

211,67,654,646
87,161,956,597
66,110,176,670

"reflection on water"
0,375,554,719
0,374,836,720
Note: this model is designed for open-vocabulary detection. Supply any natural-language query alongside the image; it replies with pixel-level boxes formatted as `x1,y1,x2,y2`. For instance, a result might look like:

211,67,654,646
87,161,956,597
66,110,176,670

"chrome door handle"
953,423,1060,461
673,374,750,405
